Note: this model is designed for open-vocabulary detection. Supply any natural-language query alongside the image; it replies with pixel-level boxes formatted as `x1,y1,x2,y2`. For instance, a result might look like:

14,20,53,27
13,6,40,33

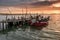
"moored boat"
28,16,50,30
31,21,48,27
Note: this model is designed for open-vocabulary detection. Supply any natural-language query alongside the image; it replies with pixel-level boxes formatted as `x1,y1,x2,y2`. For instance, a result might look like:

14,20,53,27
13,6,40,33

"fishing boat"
28,16,50,29
31,21,48,27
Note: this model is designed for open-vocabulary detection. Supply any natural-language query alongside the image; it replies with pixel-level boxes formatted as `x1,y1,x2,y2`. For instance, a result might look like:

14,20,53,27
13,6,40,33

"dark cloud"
0,0,35,6
0,0,60,6
30,0,60,6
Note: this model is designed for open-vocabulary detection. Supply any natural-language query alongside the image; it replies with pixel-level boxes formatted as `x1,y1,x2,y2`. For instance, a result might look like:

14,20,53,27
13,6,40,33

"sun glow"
52,3,60,7
0,6,60,14
52,10,60,14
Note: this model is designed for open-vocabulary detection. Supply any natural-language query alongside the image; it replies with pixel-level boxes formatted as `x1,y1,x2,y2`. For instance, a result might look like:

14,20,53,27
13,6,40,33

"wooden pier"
0,14,50,34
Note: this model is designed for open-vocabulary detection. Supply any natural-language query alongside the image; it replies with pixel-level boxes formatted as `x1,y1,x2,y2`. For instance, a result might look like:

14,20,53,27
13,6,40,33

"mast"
26,5,27,15
25,3,28,19
8,8,13,19
5,8,8,21
22,8,23,14
6,13,7,21
8,8,11,15
22,7,23,16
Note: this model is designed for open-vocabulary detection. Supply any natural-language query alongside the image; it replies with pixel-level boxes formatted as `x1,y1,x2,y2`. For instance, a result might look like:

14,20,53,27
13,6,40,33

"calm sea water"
0,14,60,40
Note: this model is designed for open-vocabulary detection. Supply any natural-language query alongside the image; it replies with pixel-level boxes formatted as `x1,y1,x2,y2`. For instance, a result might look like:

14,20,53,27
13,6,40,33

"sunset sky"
0,0,60,14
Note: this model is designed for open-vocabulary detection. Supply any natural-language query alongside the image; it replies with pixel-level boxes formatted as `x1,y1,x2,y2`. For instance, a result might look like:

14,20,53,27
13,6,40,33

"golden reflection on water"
44,14,60,32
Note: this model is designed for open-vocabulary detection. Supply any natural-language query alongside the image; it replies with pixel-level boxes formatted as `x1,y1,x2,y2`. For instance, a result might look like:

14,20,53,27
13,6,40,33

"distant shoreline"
0,13,60,15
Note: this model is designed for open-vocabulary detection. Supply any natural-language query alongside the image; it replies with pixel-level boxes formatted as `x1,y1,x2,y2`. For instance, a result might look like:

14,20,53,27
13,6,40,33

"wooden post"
6,15,8,30
18,16,19,25
0,23,1,30
2,22,4,31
